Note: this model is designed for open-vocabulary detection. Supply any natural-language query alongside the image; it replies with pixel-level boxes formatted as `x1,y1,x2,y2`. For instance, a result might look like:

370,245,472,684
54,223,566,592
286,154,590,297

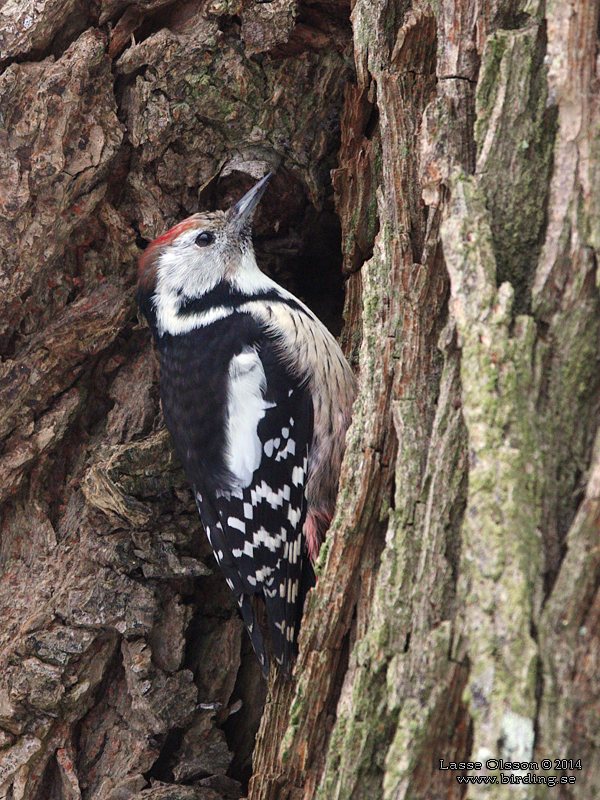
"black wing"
195,332,315,675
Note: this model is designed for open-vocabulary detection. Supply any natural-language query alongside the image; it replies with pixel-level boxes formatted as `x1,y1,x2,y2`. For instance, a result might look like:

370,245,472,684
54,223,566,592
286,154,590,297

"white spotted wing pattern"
194,341,314,675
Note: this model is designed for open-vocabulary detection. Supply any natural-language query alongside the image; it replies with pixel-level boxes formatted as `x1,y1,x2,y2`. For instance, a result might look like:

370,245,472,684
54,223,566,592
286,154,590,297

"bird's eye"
195,231,215,247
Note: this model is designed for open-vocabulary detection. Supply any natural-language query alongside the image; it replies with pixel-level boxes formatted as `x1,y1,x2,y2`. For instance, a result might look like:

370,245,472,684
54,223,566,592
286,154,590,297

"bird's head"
138,173,273,301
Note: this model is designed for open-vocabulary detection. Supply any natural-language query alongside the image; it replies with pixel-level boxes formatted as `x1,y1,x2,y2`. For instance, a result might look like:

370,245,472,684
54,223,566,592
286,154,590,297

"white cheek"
157,244,225,297
152,240,227,335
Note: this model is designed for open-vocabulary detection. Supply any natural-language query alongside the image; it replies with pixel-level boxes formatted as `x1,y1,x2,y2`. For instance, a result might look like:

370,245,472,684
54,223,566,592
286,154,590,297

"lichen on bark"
441,172,542,787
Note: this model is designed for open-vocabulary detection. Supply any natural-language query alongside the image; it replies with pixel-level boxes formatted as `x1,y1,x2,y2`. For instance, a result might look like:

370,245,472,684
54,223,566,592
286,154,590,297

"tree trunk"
0,1,599,799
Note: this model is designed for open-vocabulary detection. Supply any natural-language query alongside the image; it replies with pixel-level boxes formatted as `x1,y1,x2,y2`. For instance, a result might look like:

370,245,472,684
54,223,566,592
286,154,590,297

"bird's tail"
238,594,269,677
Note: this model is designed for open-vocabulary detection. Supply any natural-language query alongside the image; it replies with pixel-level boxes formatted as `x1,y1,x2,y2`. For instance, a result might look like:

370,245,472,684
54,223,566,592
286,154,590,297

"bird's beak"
227,173,273,235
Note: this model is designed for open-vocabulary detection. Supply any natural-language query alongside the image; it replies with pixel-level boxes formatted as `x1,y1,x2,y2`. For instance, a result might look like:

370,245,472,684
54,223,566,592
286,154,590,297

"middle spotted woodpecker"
137,174,356,675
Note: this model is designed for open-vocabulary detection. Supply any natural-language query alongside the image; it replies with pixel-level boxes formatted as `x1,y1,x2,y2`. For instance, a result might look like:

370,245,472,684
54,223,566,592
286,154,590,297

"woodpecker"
137,174,356,675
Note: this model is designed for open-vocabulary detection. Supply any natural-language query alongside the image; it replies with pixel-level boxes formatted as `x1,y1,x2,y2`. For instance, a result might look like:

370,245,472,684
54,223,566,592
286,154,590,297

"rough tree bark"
0,1,598,799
